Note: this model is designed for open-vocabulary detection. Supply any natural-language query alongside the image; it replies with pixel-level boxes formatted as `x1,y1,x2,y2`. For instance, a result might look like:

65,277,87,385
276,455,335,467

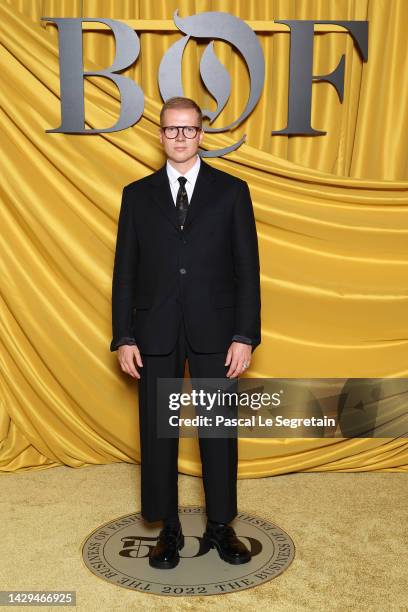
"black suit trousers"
138,312,238,524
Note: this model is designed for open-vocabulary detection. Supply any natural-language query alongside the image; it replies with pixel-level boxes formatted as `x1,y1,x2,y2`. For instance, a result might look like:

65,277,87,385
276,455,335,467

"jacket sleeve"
110,185,139,352
231,180,261,351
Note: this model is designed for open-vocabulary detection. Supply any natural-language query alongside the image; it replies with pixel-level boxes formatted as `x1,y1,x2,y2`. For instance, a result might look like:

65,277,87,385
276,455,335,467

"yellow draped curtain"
1,0,407,474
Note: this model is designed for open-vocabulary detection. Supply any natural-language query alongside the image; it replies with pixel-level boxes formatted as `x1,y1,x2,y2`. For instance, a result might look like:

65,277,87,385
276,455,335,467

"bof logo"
41,10,368,155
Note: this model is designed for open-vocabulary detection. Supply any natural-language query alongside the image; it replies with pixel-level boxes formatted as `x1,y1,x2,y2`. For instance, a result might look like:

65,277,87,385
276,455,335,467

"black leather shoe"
148,525,184,569
203,521,251,564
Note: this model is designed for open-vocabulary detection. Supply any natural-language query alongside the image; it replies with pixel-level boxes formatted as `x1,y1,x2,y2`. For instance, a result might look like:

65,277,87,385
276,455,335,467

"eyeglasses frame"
161,125,202,139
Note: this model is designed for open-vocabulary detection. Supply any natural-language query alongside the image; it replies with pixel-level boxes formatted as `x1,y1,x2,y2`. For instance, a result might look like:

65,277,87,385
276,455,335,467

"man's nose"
176,129,185,141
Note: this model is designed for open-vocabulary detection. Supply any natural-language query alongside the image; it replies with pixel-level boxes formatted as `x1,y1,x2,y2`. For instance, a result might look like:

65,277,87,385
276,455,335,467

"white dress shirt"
166,155,201,205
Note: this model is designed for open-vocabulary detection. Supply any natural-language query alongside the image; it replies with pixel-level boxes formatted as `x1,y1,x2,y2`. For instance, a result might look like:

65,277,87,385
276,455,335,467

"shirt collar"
166,155,201,186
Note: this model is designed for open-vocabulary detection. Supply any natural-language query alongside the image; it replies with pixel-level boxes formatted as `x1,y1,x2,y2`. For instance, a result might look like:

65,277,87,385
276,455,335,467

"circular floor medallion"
81,507,295,597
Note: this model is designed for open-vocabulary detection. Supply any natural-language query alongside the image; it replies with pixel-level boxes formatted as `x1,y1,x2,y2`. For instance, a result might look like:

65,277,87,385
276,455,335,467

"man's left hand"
225,342,252,378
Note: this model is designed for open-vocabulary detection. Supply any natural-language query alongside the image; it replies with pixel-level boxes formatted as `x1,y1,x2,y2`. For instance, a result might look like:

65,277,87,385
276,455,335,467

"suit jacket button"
179,268,187,274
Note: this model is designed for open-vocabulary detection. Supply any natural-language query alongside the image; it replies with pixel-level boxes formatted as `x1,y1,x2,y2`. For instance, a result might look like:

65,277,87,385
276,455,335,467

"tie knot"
177,176,187,187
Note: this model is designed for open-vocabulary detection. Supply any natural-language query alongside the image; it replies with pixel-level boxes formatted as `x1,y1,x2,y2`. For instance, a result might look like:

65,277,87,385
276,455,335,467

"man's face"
159,108,203,164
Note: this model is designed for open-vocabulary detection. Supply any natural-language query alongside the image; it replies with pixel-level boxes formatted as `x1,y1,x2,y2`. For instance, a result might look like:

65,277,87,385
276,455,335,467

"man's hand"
118,345,143,379
225,342,252,378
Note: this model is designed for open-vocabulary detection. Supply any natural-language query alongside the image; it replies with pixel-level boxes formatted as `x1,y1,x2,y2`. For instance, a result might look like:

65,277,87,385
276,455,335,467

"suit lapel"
149,163,179,230
149,158,217,230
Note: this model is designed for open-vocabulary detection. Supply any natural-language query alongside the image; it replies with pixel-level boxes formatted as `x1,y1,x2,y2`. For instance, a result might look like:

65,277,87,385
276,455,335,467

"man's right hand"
118,345,143,379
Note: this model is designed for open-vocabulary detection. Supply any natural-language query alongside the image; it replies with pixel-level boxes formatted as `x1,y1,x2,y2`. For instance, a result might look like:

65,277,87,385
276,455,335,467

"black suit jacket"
110,158,261,354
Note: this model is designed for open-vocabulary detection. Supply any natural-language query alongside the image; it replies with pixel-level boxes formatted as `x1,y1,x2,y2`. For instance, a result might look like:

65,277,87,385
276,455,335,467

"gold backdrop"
1,0,407,474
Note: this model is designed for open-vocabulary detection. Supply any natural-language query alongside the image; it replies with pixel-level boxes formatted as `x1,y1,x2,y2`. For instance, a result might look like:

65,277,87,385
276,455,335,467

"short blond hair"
160,96,202,127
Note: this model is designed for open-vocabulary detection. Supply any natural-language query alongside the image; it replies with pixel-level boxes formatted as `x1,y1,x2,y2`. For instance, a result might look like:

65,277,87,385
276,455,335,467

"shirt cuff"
232,335,253,345
110,337,138,351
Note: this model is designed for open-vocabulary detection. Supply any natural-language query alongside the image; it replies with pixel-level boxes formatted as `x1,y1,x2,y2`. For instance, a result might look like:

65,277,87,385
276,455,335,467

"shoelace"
210,524,235,539
159,527,181,542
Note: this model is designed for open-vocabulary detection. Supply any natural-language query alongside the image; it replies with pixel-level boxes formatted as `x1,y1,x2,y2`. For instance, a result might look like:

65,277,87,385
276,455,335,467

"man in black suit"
110,96,261,569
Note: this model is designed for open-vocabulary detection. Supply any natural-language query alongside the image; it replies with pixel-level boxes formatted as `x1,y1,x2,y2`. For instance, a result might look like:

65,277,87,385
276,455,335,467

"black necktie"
176,176,188,229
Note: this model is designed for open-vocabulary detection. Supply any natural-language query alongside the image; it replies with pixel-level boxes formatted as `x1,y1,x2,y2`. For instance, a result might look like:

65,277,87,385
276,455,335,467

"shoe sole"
148,534,185,570
203,534,251,565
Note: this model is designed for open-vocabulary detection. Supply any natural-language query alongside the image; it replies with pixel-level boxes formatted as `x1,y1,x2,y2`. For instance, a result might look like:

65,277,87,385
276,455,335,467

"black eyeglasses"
161,126,201,139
